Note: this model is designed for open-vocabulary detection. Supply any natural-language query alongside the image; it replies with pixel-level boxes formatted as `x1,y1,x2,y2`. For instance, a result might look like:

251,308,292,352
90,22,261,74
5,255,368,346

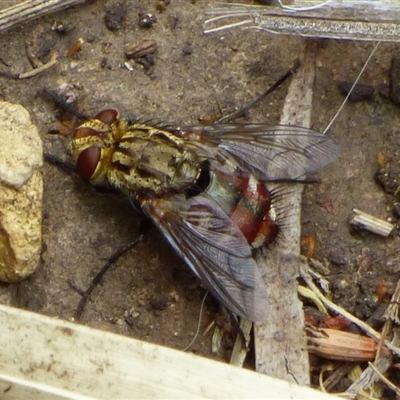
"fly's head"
71,109,127,186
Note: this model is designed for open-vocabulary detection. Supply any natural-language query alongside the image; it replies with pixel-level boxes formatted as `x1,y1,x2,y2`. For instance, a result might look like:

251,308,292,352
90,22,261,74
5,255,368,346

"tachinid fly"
69,109,339,322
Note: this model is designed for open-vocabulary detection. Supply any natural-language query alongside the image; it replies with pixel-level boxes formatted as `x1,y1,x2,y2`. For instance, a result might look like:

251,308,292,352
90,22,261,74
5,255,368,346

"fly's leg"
73,234,144,320
217,59,301,123
71,216,152,320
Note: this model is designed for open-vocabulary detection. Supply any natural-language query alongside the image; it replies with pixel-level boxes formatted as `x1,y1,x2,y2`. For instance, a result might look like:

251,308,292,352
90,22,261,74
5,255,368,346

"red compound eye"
94,109,118,125
76,147,101,179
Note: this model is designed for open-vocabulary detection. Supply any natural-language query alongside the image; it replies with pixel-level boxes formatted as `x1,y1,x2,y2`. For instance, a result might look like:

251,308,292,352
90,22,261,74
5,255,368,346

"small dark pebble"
104,3,126,31
125,315,136,326
365,304,386,330
393,202,400,219
375,167,400,195
138,12,157,28
182,44,193,56
150,294,169,310
379,82,390,99
52,23,70,35
327,251,347,266
354,296,376,320
136,54,155,70
35,37,56,64
337,81,374,102
390,55,400,104
169,15,179,30
100,57,107,68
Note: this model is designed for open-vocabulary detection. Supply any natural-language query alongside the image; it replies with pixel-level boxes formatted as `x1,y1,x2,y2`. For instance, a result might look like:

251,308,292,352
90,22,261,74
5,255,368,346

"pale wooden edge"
0,0,87,34
0,304,341,399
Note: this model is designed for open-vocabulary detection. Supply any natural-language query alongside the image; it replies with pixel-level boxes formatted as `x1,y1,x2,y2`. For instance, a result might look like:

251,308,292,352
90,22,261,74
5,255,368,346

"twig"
367,361,400,396
376,279,400,358
321,363,354,393
0,0,87,34
18,51,58,79
349,208,394,237
383,278,400,326
230,319,252,367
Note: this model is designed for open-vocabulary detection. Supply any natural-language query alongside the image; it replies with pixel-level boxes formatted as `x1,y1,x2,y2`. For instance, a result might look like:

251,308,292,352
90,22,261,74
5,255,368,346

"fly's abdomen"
208,168,279,249
232,175,279,248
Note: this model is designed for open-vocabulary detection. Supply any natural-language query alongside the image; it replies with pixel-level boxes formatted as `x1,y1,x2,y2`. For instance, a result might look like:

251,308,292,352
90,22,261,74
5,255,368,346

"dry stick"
376,280,400,359
253,39,318,385
18,50,58,79
321,363,354,393
346,330,400,397
0,0,87,34
300,264,400,358
230,319,252,367
367,361,400,396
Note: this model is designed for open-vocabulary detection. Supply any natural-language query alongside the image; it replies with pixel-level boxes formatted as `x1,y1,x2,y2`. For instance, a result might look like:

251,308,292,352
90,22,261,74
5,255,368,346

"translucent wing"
141,194,269,322
181,124,339,181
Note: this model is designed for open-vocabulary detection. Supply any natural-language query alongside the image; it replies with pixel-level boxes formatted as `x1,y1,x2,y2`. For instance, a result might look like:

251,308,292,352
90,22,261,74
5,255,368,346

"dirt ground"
1,0,400,380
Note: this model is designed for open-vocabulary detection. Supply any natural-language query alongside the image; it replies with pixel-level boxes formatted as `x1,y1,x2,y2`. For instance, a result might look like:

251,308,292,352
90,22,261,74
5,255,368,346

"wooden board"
0,304,342,399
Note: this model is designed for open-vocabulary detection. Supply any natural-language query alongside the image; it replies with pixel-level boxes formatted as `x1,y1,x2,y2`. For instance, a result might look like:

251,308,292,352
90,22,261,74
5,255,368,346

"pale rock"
0,101,43,282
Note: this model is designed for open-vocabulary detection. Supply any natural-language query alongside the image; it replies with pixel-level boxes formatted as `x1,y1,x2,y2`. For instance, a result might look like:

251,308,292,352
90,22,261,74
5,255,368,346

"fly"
67,109,339,322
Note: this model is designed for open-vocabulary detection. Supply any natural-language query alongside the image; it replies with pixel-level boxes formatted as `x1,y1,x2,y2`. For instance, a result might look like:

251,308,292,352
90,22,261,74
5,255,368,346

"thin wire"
324,41,381,134
182,290,209,352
